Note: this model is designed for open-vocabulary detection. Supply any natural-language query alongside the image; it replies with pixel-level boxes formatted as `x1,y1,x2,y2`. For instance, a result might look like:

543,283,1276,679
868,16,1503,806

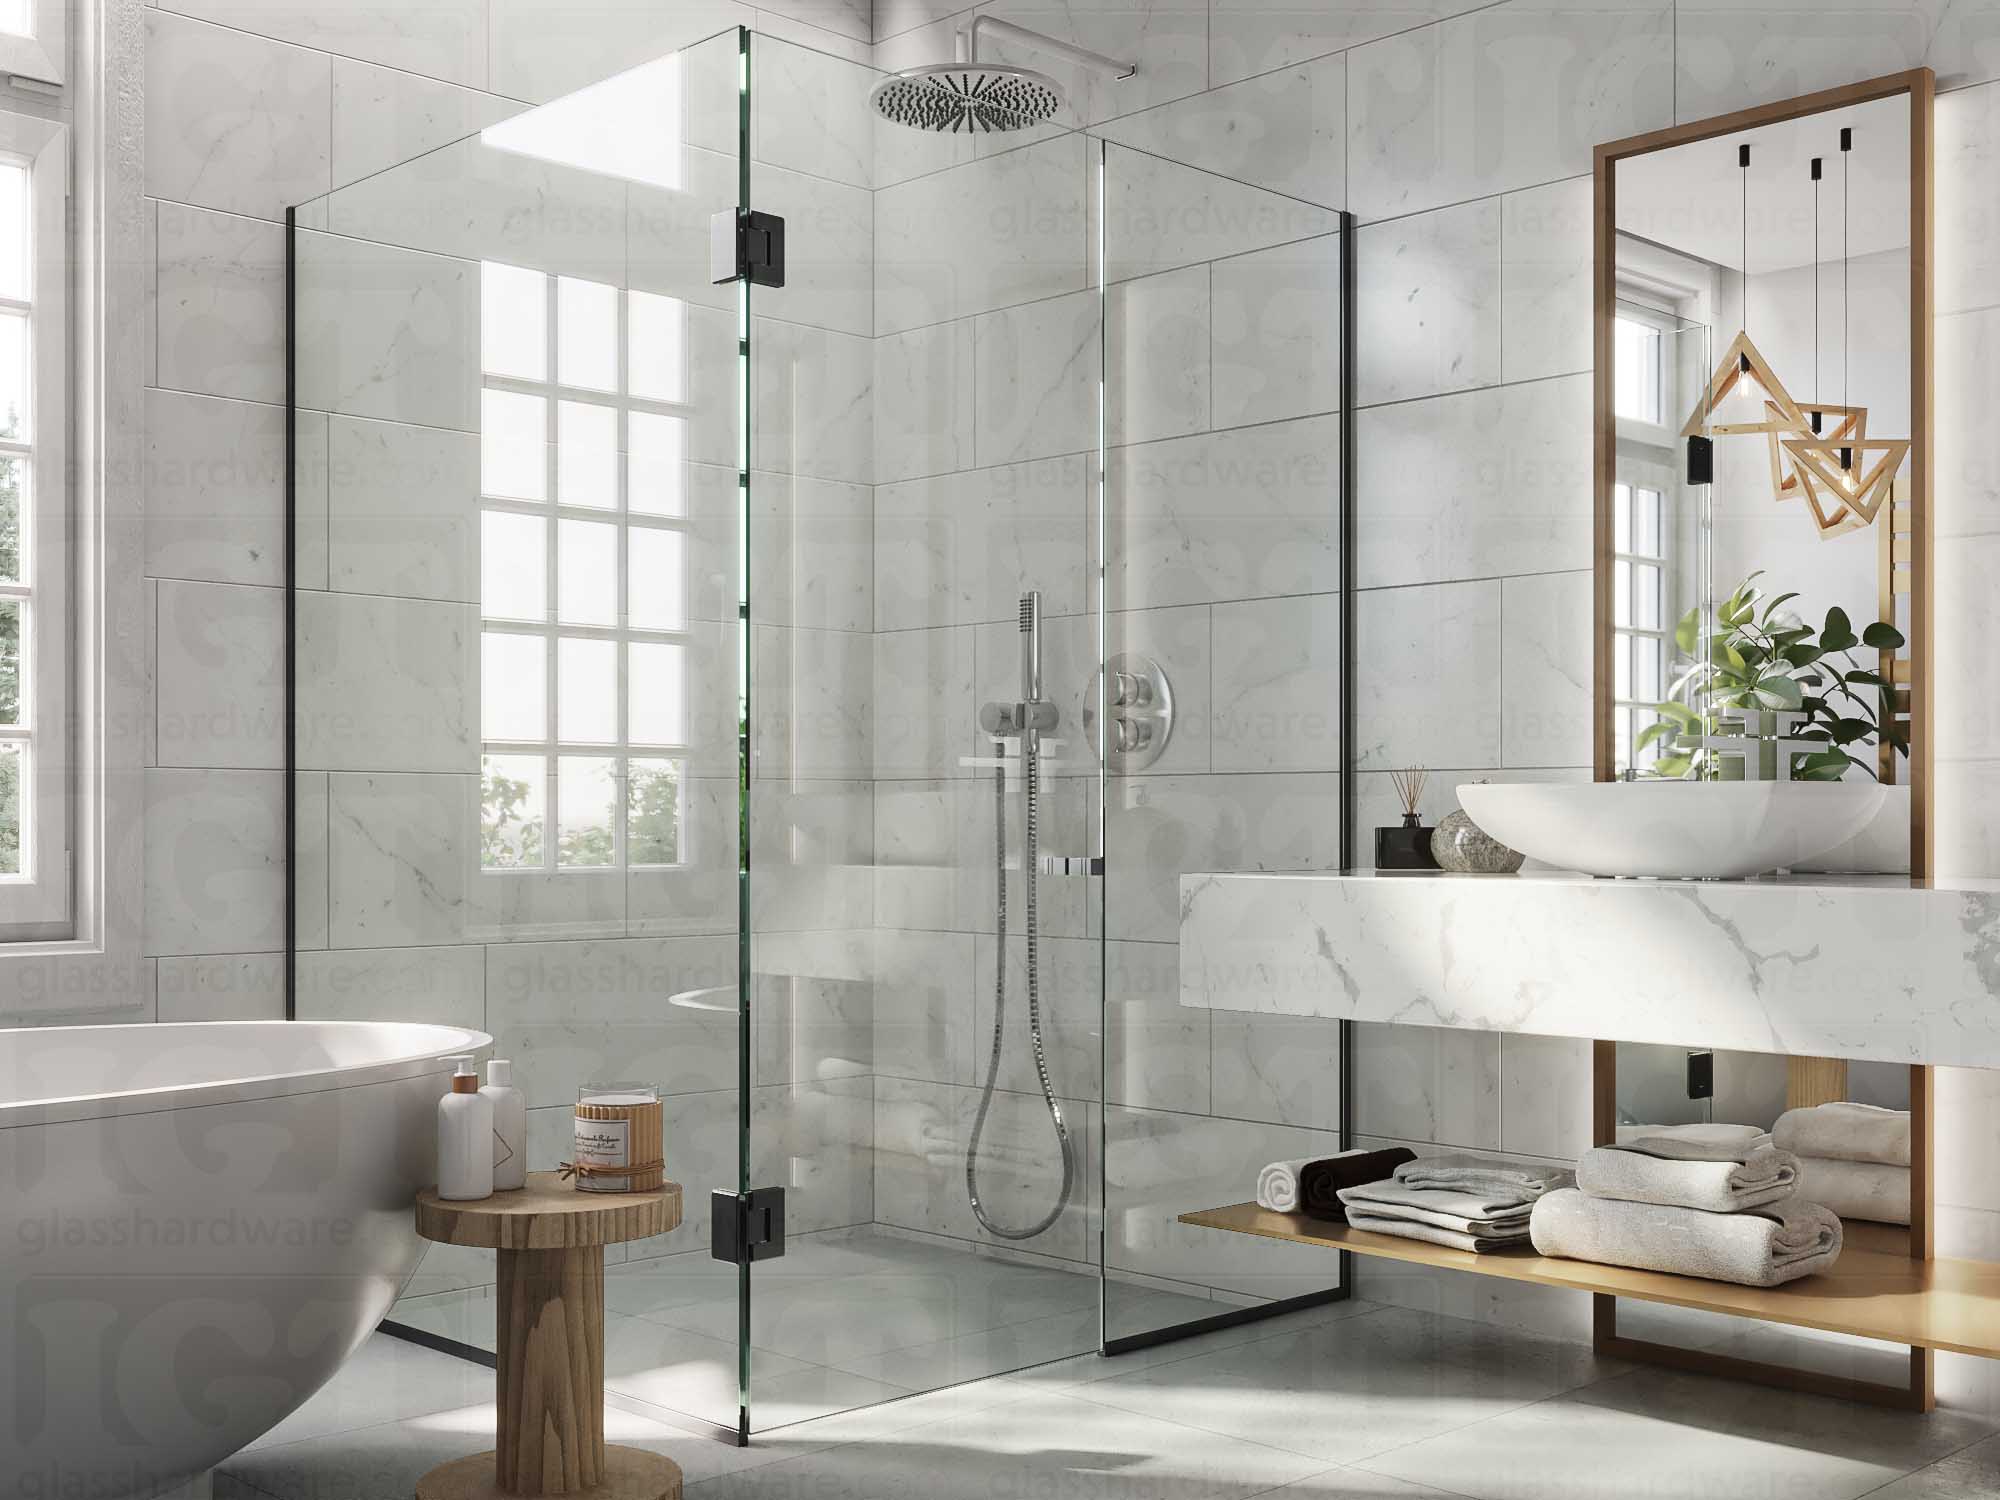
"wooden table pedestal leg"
414,1244,682,1500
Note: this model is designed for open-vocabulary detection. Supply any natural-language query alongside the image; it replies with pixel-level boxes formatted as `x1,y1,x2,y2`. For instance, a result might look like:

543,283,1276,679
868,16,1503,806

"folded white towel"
1529,1188,1842,1288
1391,1154,1573,1203
1616,1122,1773,1153
1576,1140,1800,1214
1257,1159,1312,1213
1344,1209,1528,1254
1773,1101,1910,1167
1796,1155,1911,1225
1338,1177,1540,1228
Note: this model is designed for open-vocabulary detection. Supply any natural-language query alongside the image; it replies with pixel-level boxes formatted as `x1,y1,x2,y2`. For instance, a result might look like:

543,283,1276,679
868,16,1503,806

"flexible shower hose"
966,730,1077,1240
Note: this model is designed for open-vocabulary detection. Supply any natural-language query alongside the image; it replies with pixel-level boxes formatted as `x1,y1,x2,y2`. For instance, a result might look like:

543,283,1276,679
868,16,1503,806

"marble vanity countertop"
1179,869,2000,1069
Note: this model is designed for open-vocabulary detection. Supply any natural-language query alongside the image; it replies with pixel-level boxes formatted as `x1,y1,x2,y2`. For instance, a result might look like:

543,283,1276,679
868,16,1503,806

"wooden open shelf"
1180,1202,2000,1359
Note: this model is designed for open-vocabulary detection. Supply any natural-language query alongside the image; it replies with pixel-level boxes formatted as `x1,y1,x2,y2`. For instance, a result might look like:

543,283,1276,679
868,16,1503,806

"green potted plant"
1638,572,1908,782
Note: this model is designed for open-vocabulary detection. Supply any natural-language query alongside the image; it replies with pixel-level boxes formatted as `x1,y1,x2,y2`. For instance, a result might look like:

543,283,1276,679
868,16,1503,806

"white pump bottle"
483,1059,527,1191
437,1054,494,1201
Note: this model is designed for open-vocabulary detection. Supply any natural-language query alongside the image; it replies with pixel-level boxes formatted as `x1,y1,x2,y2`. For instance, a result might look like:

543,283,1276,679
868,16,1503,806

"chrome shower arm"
955,15,1137,78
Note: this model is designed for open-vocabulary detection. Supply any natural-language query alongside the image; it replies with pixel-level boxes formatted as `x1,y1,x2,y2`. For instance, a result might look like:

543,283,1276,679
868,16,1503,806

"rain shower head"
871,16,1134,134
870,63,1065,134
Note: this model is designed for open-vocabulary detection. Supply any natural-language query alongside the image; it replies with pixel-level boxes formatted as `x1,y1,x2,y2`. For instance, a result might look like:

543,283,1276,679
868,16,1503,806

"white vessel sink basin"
1455,781,1890,879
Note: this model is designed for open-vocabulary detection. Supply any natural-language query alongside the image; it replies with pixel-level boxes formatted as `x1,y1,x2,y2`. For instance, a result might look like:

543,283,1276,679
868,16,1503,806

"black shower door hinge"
710,1185,787,1263
710,208,785,288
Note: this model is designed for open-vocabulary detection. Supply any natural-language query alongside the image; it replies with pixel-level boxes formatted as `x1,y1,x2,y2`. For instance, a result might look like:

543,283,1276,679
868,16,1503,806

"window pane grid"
479,261,693,873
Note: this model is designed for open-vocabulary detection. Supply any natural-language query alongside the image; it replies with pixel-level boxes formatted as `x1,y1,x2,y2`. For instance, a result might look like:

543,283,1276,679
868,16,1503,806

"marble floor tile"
1864,1431,2000,1499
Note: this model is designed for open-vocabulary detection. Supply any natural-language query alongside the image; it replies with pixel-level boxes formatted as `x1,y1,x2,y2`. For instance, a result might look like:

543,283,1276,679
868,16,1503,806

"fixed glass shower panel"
291,27,754,1436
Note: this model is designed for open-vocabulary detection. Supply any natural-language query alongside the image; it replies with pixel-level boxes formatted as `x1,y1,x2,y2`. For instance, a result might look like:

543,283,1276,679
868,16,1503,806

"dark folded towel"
1300,1147,1419,1219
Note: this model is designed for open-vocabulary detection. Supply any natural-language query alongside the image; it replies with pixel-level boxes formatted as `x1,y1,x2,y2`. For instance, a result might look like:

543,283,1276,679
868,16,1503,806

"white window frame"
0,0,65,88
0,107,68,931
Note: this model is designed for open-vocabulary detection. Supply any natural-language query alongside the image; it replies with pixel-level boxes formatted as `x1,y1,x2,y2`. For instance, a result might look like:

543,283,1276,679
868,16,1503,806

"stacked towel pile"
1775,1101,1911,1226
1256,1146,1418,1219
1333,1154,1573,1253
1530,1124,1842,1288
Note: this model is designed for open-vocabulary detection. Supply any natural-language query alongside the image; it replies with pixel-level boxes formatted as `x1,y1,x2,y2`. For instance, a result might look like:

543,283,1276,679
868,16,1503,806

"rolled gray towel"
1795,1155,1910,1225
1529,1188,1842,1288
1338,1176,1538,1229
1390,1153,1573,1203
1344,1209,1528,1254
1772,1101,1909,1167
1576,1139,1799,1214
1615,1121,1772,1152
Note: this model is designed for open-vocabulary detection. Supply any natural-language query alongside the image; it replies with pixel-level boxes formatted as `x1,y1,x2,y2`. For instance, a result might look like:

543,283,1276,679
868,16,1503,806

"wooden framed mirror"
1592,70,1934,877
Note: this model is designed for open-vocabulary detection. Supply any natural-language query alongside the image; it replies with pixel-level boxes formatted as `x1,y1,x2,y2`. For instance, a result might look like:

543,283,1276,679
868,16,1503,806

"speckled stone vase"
1432,808,1524,874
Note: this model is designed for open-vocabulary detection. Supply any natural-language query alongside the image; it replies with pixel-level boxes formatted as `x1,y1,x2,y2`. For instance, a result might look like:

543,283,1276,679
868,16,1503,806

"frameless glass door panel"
289,24,753,1441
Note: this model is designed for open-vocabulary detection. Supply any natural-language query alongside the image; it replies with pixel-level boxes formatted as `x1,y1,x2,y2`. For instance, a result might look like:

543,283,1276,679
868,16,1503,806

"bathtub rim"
0,1019,493,1131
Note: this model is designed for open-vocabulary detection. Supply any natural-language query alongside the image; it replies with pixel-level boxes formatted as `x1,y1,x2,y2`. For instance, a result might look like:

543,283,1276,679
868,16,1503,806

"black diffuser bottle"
1375,766,1439,871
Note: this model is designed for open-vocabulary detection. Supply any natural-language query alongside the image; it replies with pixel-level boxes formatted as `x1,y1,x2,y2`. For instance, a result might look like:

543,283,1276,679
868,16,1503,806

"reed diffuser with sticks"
1376,765,1440,871
569,1083,664,1194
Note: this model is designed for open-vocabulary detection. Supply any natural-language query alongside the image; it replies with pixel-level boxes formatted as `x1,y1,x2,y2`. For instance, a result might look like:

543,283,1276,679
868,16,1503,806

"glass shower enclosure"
289,23,1351,1442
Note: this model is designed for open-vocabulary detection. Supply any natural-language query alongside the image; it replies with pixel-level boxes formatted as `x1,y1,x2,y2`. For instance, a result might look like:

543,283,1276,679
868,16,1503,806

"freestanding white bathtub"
0,1020,492,1500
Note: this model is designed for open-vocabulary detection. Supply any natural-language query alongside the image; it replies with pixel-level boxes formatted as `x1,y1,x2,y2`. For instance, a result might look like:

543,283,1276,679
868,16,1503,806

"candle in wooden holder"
572,1083,663,1194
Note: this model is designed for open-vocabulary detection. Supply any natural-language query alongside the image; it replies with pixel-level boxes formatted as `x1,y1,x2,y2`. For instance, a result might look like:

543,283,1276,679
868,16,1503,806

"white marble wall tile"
1106,772,1342,943
971,933,1102,1101
1346,2,1673,223
327,137,626,285
156,953,288,1022
873,320,975,485
873,624,975,779
146,11,332,221
1097,54,1345,210
295,231,479,431
1212,233,1343,428
1497,1032,1592,1161
1356,201,1498,407
754,624,875,779
1500,174,1592,384
1676,1,1944,123
1208,0,1490,89
1937,83,2000,318
1352,1022,1503,1150
1938,308,2000,540
871,927,975,1084
624,148,750,318
298,592,476,772
760,0,869,44
872,0,970,42
486,935,740,1105
752,317,874,484
1499,568,1592,770
1108,265,1212,447
144,768,286,957
145,390,321,588
756,1075,876,1235
296,771,330,950
976,0,1207,127
1935,1067,2000,1212
755,34,877,189
872,475,958,634
873,778,981,931
157,205,289,404
330,58,525,192
626,777,739,937
1210,1010,1342,1131
1104,142,1342,284
1210,593,1341,774
487,0,751,103
296,944,485,1028
687,304,747,469
751,473,874,633
749,779,875,932
155,0,491,90
1355,374,1592,589
1108,415,1342,611
326,415,478,602
755,165,875,337
1106,938,1210,1114
1931,2,2000,90
326,771,470,947
752,928,876,1084
468,874,627,946
1352,579,1502,772
974,288,1098,465
156,580,286,770
1936,535,2000,763
874,134,1087,335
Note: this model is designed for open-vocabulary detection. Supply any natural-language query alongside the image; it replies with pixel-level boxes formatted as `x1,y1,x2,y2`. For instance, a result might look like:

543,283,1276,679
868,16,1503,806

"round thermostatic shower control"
1084,653,1174,772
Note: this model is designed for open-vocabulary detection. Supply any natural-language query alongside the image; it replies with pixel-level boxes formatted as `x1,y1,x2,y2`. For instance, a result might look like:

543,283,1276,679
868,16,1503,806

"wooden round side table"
412,1172,685,1500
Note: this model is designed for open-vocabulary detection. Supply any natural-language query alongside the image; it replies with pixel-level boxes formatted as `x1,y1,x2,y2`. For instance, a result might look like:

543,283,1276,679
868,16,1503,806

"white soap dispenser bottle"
437,1054,494,1201
483,1058,526,1191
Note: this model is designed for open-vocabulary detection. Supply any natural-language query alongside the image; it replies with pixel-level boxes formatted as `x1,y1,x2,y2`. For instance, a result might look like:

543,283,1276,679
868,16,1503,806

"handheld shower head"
870,16,1134,135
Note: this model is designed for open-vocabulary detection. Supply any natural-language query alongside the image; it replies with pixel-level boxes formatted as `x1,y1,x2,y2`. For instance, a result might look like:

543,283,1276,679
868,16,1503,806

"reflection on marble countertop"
1178,868,2000,1070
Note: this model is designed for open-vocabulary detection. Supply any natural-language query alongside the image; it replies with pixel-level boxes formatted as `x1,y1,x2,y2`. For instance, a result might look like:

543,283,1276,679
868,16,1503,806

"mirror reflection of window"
476,261,694,875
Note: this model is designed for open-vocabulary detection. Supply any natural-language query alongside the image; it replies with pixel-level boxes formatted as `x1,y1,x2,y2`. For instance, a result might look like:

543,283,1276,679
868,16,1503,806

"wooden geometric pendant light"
1681,330,1807,437
1781,436,1912,526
